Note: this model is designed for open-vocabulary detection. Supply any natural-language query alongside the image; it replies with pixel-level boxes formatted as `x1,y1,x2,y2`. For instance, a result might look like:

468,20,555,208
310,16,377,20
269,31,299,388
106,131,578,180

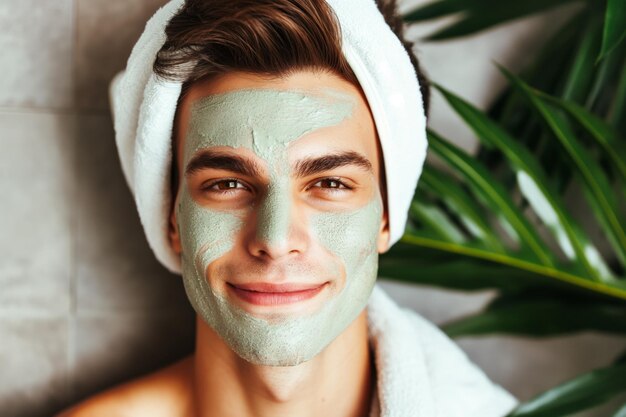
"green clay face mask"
177,87,383,366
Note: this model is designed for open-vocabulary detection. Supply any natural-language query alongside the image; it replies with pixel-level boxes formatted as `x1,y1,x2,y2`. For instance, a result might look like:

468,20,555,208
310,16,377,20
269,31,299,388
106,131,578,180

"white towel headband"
110,0,428,274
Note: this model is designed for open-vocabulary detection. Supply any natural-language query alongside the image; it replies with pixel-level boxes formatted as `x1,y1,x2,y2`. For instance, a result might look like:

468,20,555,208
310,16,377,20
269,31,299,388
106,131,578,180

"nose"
247,178,307,260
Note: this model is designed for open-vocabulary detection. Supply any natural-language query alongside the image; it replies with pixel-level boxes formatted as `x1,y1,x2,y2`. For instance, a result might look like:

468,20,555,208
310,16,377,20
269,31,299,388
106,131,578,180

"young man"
59,0,518,416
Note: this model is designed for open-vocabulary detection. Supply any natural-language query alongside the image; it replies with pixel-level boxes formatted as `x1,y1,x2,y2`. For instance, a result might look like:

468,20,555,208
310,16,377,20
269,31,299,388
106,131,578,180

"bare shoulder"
56,356,194,417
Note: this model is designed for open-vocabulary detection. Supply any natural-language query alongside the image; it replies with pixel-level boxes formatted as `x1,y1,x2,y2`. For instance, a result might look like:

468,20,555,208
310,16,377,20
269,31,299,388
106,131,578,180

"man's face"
170,69,389,366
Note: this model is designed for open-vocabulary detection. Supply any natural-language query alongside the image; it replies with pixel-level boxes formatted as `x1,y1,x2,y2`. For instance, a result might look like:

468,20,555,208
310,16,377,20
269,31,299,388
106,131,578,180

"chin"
246,352,314,367
232,336,324,367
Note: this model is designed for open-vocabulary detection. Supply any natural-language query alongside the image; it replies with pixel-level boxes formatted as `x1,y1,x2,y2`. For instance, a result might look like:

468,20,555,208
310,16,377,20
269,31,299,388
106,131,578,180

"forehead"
175,70,380,171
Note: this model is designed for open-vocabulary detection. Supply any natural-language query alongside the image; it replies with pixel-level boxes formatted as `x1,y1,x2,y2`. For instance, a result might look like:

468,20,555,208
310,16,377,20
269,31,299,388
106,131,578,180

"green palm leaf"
426,130,553,264
560,16,603,103
410,200,467,244
434,83,611,281
386,127,626,299
403,0,581,40
500,66,626,265
506,362,626,417
378,257,540,292
599,0,626,60
441,297,626,337
396,1,626,415
419,166,506,251
611,63,626,132
538,91,626,188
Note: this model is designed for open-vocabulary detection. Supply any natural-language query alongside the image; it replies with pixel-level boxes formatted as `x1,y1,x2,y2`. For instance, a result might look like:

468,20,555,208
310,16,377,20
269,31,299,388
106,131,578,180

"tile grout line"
0,308,192,318
0,106,109,116
66,0,79,405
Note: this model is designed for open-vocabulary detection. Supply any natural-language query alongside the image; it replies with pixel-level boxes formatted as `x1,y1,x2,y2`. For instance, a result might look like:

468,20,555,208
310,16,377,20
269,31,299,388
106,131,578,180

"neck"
192,309,375,417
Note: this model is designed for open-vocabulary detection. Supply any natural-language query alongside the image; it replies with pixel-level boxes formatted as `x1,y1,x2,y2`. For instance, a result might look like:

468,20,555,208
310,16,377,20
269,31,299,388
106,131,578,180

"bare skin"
58,69,388,417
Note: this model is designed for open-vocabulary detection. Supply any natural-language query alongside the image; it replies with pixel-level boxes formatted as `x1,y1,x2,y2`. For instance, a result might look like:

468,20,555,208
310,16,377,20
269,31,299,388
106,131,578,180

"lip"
227,282,328,306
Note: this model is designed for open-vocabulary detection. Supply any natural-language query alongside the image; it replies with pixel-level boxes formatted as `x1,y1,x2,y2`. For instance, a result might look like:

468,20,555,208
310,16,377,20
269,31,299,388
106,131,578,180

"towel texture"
366,284,519,417
110,0,427,273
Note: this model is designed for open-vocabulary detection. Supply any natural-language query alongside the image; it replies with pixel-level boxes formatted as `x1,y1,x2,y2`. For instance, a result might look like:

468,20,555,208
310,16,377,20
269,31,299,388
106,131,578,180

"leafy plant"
379,0,626,415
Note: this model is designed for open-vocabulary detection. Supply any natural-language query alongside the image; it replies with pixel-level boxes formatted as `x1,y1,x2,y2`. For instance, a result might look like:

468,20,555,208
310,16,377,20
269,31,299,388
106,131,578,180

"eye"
202,178,249,195
310,177,352,193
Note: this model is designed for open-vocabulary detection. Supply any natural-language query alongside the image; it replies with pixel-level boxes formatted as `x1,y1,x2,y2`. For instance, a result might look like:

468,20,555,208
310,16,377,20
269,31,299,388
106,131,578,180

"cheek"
177,189,245,271
310,197,383,276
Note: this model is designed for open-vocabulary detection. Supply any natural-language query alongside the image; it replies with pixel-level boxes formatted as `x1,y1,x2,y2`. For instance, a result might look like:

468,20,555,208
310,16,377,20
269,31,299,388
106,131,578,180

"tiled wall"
0,1,624,416
0,1,195,416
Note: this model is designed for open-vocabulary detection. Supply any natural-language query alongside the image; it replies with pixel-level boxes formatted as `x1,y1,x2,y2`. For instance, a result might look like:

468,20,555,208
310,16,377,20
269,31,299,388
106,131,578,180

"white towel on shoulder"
366,284,519,417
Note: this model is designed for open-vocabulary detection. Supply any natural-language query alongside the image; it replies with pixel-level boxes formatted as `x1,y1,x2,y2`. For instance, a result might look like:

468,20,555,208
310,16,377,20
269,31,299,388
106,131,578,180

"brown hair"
154,0,429,111
155,0,430,210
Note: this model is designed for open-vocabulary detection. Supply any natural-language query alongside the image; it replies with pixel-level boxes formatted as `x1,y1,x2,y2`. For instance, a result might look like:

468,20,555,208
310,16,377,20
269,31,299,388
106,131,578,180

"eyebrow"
185,150,373,178
185,151,263,178
294,150,373,178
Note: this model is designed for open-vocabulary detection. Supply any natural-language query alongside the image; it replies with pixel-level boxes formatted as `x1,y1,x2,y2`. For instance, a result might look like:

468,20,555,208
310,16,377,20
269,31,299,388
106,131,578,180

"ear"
376,209,390,254
169,202,182,256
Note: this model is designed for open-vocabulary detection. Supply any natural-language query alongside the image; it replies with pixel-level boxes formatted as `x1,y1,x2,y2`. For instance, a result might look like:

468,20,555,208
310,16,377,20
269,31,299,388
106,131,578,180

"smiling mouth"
227,282,329,306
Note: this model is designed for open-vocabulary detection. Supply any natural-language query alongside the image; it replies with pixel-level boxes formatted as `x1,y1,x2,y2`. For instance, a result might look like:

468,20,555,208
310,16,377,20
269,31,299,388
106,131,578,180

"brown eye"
310,177,352,193
203,178,249,195
319,179,344,188
216,180,241,190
